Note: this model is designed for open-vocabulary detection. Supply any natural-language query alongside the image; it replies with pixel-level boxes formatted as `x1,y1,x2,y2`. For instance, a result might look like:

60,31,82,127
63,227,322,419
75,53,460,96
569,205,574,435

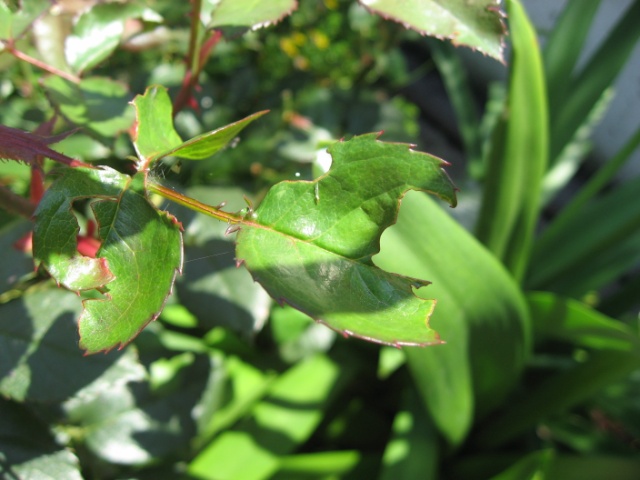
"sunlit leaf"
0,288,144,402
132,85,267,167
206,0,298,30
236,133,457,346
0,398,83,480
358,0,505,61
32,167,183,353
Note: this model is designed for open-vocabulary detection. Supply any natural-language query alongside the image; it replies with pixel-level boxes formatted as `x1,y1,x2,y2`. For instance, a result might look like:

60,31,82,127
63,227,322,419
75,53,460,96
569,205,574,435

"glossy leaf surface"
358,0,505,61
33,167,182,353
236,133,457,346
132,85,267,166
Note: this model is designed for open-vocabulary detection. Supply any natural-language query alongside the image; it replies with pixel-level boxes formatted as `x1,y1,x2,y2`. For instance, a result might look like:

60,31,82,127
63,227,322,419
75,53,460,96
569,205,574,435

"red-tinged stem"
148,181,242,224
2,40,81,84
173,0,222,116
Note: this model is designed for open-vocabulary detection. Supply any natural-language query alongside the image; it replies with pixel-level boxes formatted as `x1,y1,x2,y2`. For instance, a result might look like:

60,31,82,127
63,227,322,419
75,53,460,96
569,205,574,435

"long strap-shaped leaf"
474,0,548,282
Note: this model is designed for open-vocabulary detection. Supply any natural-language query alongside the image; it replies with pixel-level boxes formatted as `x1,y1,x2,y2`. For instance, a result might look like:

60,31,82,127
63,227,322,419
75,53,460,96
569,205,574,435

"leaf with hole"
235,133,457,346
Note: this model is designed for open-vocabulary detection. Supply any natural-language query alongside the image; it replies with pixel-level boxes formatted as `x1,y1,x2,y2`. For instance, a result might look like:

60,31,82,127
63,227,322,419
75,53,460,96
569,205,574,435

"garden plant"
1,0,640,478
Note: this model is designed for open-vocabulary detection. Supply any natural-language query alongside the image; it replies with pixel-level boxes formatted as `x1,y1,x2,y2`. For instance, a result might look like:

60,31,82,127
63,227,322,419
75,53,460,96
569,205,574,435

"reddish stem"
2,40,81,84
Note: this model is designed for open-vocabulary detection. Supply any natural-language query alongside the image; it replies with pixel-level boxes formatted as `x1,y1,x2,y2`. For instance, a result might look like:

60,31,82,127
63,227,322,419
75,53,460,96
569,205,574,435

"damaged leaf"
236,133,457,346
33,166,183,353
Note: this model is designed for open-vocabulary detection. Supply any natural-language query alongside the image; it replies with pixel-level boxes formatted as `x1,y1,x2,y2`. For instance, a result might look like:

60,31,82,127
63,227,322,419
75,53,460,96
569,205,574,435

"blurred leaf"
0,220,33,297
0,398,83,480
488,450,553,480
32,166,183,353
0,0,50,41
207,0,298,30
549,0,640,163
543,0,601,112
475,0,548,282
236,133,457,347
546,455,640,480
380,387,439,479
358,0,506,61
473,292,640,448
527,176,640,295
63,355,209,466
66,2,156,73
175,186,272,337
0,287,144,402
190,354,346,480
43,76,134,141
274,451,364,479
376,192,530,446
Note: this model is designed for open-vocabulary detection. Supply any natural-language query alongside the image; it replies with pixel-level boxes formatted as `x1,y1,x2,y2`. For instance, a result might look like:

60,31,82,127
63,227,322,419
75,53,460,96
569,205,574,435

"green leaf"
43,76,134,142
207,0,298,30
376,192,530,446
0,398,83,480
235,133,457,347
132,85,267,167
65,2,156,73
0,0,50,41
472,292,640,448
64,354,210,465
32,167,183,354
189,354,346,480
475,0,548,282
0,288,144,402
358,0,506,61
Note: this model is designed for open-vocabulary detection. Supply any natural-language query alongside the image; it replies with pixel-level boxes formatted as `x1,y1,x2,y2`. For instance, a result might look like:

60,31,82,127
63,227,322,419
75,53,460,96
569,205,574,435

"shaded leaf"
475,0,548,282
0,288,144,402
236,133,457,347
43,76,134,142
175,187,272,338
472,292,640,448
0,398,83,480
64,354,210,465
358,0,505,61
32,167,183,353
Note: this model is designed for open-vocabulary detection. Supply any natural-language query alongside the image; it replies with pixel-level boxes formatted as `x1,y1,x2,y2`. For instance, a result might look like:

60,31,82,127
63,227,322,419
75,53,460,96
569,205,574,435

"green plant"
1,0,639,478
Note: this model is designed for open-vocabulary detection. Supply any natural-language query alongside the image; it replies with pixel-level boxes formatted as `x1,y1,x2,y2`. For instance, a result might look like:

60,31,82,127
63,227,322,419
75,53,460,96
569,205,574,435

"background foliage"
1,0,640,479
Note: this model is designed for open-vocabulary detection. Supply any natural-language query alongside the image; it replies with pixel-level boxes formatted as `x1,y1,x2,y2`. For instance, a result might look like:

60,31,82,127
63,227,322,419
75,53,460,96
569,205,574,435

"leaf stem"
2,40,81,84
148,181,243,224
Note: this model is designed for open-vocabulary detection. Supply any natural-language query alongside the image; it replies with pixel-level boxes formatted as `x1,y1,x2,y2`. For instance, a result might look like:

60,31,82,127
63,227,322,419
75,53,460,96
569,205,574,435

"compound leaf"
236,133,457,346
206,0,298,30
33,166,183,354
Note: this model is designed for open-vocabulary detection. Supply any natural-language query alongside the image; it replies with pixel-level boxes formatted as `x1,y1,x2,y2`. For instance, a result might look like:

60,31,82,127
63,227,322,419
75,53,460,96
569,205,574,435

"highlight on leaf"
235,132,458,347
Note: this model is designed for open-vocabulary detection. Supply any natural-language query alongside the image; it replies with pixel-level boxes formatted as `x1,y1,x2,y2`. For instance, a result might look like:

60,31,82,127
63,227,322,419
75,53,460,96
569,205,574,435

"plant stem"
148,181,242,224
2,40,81,84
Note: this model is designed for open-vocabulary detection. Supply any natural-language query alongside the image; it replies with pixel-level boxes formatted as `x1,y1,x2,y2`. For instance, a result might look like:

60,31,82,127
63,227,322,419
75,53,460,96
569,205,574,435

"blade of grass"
544,0,602,114
475,0,548,282
527,175,640,292
549,0,640,163
472,293,640,449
